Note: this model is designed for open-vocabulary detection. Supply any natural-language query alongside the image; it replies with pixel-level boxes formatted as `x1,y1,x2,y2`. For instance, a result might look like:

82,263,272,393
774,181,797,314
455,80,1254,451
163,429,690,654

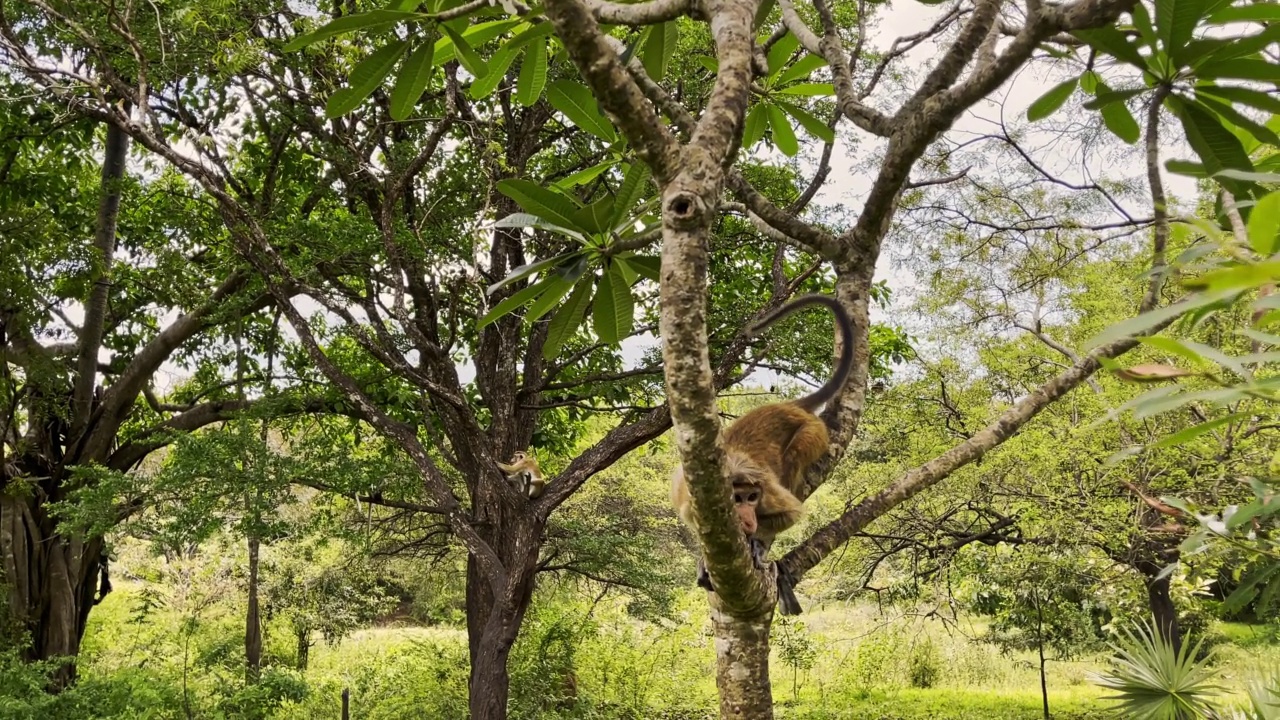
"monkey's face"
732,483,760,535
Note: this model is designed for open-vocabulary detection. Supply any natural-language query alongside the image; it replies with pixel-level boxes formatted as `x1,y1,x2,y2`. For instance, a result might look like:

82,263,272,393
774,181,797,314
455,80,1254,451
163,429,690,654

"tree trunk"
1146,571,1182,654
710,603,774,719
0,494,103,690
245,532,261,683
464,516,541,720
295,626,310,672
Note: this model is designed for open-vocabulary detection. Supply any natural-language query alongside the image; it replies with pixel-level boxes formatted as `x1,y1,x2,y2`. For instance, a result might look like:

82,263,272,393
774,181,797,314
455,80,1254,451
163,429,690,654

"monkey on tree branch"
672,294,854,615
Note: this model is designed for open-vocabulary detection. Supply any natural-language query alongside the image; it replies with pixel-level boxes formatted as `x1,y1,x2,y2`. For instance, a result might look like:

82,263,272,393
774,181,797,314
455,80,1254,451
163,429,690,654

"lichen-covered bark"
709,601,774,720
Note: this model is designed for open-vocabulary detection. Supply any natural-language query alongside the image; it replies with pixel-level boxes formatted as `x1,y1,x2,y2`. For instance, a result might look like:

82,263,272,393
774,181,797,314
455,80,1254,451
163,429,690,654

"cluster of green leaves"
1029,0,1280,208
479,163,658,360
702,31,836,156
1095,168,1280,617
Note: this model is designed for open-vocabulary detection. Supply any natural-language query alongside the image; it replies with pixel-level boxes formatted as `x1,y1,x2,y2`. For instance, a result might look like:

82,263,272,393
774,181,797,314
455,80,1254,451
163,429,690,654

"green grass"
777,688,1109,720
65,585,1280,719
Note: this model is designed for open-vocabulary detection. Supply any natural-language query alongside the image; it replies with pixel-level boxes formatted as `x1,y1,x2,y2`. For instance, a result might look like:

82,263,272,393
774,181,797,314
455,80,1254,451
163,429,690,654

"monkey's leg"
775,563,803,616
696,556,715,592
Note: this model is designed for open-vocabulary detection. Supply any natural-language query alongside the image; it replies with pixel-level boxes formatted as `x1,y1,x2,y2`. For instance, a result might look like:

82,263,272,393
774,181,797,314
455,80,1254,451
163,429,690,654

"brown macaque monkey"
671,294,854,615
498,450,546,499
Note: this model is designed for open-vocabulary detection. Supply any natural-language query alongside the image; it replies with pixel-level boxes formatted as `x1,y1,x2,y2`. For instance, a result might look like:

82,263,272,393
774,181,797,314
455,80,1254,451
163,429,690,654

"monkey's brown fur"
498,450,545,499
670,294,854,612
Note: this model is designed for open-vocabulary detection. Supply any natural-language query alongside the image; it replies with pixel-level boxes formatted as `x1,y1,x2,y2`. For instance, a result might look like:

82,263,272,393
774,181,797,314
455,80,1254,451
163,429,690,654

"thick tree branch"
781,323,1168,581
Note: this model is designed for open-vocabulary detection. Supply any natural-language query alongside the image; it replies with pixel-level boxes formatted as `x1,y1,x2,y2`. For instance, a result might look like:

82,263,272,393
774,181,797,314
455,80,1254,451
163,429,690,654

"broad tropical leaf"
390,39,436,121
326,40,410,118
496,179,586,232
1027,77,1078,121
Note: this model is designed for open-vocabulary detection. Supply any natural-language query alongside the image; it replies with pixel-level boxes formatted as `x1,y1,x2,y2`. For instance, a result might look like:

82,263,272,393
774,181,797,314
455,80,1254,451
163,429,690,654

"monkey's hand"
748,537,768,570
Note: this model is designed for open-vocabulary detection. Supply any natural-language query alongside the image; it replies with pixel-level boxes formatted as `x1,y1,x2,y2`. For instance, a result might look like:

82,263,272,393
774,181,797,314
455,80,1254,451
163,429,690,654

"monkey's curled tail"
750,294,855,413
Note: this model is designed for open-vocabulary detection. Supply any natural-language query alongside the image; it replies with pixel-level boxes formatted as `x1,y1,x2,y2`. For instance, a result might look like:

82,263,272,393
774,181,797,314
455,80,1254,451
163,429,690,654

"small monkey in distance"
498,450,545,499
671,294,854,615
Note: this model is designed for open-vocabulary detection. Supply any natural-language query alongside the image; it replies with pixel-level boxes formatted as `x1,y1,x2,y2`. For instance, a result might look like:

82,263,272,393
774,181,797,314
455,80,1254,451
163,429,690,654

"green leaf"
496,179,586,231
390,39,436,121
485,249,583,294
1194,24,1280,67
470,44,519,100
551,161,613,191
1027,77,1078,121
642,20,679,81
1085,288,1242,348
1248,191,1280,256
1150,413,1247,449
592,262,635,343
1079,70,1100,94
439,25,488,78
516,37,548,106
491,212,588,244
1130,1,1157,47
1165,159,1207,177
696,55,719,73
526,272,578,322
777,101,834,143
326,40,410,118
1185,261,1280,293
547,80,616,141
612,162,651,226
1083,88,1143,110
543,277,594,360
1167,94,1254,178
1223,565,1280,614
766,32,800,80
754,0,778,28
1136,335,1207,365
285,10,420,51
630,255,661,282
573,196,615,235
431,19,521,67
1209,3,1280,24
613,256,638,285
1098,99,1141,144
1198,58,1280,82
1192,93,1280,148
1217,168,1280,184
1181,338,1250,380
776,83,836,97
775,53,828,86
767,103,799,156
1162,0,1206,58
479,274,559,328
1197,84,1280,115
503,20,554,51
1225,499,1267,531
1073,26,1147,68
743,104,768,148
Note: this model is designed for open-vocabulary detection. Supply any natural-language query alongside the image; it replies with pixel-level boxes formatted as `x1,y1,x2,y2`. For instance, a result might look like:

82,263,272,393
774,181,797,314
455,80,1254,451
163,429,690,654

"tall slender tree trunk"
0,494,104,689
245,532,261,683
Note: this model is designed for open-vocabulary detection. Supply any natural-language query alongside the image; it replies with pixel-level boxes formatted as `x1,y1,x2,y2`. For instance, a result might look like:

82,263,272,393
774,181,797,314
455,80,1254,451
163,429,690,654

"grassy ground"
73,584,1279,719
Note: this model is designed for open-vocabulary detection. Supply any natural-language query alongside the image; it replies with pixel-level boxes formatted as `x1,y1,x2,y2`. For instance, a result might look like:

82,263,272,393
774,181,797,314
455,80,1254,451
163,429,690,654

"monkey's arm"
496,461,518,474
756,482,804,537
